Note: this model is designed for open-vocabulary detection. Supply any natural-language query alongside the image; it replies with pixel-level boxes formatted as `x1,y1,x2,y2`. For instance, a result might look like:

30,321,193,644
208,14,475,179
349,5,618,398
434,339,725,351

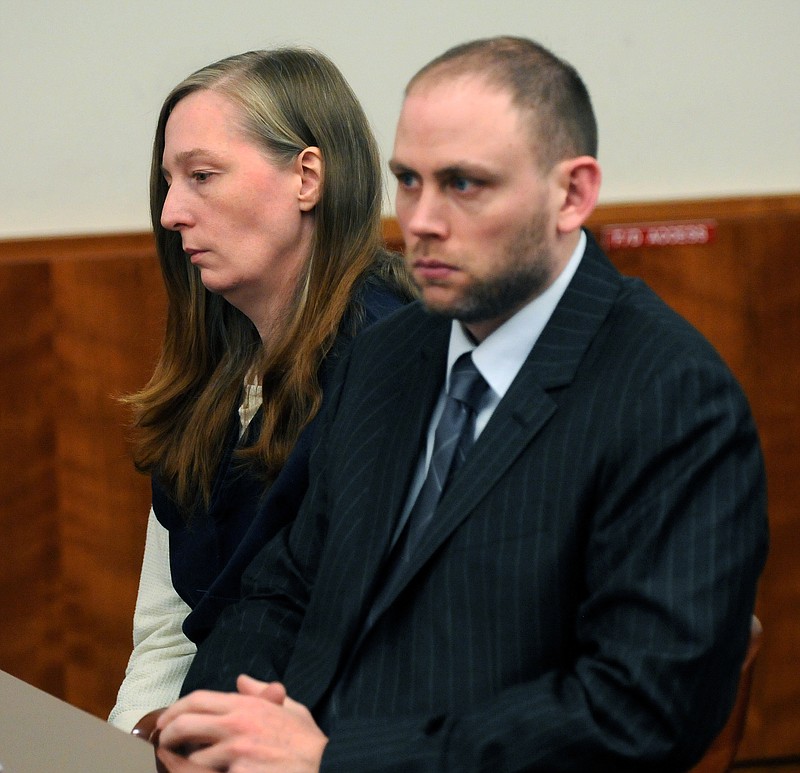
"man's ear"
296,146,323,211
554,156,601,234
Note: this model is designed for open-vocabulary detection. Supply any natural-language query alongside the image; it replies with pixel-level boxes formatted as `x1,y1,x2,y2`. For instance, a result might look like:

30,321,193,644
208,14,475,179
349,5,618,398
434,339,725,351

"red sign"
600,220,717,251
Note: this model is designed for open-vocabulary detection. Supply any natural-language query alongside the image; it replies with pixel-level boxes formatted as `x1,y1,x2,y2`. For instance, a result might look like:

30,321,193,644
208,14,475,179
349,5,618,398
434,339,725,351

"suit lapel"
339,313,451,617
368,234,623,614
367,324,449,541
289,310,451,709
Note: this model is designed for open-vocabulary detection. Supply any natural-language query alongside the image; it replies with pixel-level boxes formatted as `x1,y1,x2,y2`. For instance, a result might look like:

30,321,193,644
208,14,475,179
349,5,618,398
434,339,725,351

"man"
155,37,768,772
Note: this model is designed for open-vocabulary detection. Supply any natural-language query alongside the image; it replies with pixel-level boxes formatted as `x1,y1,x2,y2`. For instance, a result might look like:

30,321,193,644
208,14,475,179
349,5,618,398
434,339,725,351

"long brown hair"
127,48,413,513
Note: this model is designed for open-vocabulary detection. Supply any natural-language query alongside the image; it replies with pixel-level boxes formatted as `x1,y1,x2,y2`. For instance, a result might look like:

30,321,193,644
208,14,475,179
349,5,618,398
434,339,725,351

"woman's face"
160,89,319,335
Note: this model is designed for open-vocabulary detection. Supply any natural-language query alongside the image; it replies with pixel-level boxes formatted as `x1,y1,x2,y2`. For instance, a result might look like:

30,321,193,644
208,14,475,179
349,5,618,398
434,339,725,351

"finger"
155,747,212,773
157,722,216,755
237,674,287,705
157,690,240,728
185,738,251,772
157,710,238,752
235,673,269,695
282,695,313,719
158,694,290,754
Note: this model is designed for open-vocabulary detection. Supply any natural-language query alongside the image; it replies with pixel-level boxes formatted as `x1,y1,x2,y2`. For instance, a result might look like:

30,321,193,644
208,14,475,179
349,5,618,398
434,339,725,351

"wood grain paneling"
0,196,797,762
51,254,165,715
0,233,166,717
737,218,800,763
0,263,62,696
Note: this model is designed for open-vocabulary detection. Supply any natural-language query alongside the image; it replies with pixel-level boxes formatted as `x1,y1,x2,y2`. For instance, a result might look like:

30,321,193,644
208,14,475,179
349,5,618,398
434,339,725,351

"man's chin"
420,296,460,320
421,298,484,325
419,285,466,318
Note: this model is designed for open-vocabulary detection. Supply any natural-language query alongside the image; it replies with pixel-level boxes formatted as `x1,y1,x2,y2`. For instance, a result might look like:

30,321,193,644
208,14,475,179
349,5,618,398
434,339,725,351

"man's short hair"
407,36,598,171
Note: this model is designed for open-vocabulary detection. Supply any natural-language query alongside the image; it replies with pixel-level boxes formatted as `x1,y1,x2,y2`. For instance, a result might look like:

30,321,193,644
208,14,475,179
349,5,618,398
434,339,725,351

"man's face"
391,75,564,341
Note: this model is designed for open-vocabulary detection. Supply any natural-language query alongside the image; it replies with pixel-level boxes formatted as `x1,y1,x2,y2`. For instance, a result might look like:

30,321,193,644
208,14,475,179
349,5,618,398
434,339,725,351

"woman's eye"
192,171,213,183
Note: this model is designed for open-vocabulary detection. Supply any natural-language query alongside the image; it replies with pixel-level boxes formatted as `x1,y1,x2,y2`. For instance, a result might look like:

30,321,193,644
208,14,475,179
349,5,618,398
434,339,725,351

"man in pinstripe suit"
155,37,768,772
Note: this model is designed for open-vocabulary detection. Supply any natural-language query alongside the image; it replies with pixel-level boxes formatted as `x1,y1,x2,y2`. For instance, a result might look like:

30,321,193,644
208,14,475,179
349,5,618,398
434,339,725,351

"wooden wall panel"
0,263,62,696
51,255,165,715
0,195,797,762
737,219,800,761
0,235,166,719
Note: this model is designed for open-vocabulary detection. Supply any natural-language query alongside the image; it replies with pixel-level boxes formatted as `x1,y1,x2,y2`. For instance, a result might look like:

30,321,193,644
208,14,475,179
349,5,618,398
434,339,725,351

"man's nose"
401,188,449,241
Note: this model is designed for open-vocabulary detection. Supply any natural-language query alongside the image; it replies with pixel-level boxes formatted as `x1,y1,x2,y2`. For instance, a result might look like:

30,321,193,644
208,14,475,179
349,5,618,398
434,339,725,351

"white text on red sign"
601,220,717,251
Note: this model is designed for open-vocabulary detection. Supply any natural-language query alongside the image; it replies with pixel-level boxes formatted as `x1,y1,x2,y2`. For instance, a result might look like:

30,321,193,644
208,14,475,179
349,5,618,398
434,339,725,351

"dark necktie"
397,352,489,559
366,353,489,628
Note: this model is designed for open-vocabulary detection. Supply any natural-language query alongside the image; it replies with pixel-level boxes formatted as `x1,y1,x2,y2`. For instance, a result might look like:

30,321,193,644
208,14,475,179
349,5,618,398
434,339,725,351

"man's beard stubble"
415,209,555,325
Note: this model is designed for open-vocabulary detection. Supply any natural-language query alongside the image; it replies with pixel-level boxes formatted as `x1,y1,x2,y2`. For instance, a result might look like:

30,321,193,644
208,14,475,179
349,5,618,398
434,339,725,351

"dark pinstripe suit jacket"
183,232,768,772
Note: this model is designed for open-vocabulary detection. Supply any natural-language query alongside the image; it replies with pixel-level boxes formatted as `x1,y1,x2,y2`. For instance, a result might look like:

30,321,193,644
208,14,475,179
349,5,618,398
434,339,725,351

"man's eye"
451,177,475,192
395,171,416,188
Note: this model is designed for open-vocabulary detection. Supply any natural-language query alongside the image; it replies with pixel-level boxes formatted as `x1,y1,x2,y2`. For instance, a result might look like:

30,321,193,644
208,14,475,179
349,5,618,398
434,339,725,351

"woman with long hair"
109,48,414,732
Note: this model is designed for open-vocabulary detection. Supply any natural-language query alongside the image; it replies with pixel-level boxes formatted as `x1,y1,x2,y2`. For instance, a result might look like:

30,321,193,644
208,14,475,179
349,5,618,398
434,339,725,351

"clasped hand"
154,674,328,772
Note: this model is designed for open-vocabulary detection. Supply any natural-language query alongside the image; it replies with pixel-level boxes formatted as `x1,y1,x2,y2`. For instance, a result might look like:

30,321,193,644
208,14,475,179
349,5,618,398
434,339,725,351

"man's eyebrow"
388,159,412,174
435,162,495,178
388,160,493,180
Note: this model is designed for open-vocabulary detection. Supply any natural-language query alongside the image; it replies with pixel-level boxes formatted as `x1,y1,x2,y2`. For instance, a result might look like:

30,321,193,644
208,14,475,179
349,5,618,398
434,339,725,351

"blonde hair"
127,48,412,512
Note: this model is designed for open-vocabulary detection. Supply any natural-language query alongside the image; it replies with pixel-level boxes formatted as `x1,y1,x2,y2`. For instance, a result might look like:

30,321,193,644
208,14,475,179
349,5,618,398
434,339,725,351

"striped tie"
365,353,489,631
397,352,489,559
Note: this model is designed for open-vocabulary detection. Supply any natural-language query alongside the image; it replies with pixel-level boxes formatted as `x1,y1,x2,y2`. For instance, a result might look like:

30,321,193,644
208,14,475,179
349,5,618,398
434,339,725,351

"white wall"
2,0,798,238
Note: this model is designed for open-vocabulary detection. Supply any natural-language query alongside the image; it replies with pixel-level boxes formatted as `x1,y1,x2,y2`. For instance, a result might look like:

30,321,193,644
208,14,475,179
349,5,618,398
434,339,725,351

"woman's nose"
160,184,191,230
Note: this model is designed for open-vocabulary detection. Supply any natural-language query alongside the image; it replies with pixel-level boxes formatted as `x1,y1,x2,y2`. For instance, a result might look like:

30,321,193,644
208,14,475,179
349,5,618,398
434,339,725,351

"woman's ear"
296,146,323,211
554,156,602,235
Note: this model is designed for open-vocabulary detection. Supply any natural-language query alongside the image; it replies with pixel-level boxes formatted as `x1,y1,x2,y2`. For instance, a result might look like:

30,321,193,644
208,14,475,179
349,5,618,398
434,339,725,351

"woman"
109,48,414,732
